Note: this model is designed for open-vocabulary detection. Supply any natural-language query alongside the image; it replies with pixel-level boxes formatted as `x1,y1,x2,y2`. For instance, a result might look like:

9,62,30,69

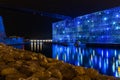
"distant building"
52,6,120,44
0,16,6,41
0,16,24,48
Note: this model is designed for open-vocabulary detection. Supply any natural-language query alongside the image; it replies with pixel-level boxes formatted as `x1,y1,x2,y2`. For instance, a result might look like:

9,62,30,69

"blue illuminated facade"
0,16,6,41
52,6,120,44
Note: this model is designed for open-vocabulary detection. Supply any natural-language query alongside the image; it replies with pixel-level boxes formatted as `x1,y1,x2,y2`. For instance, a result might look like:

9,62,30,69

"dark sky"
0,0,120,39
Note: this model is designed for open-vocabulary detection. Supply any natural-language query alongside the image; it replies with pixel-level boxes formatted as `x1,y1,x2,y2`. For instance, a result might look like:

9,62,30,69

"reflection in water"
30,40,43,52
53,44,120,77
30,39,52,52
28,39,52,58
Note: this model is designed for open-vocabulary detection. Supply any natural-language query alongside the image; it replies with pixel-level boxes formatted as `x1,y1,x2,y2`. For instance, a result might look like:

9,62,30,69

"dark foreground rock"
0,43,119,80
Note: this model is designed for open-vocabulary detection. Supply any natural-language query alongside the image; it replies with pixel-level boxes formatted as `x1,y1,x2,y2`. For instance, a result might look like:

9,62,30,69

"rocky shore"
0,43,119,80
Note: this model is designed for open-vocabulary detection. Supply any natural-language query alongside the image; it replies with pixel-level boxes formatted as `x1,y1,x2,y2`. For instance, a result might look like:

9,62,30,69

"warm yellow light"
118,67,120,72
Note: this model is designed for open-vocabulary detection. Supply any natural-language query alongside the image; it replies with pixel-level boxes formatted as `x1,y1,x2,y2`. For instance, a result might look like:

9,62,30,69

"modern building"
52,6,120,44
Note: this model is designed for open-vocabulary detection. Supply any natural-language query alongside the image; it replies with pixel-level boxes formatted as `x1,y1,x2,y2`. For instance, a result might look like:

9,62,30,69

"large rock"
1,67,18,76
47,68,62,80
5,73,27,80
31,71,51,80
72,75,91,80
85,68,99,79
73,66,86,75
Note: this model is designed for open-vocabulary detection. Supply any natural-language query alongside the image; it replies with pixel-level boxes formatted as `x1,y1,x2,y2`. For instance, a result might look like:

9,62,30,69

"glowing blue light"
61,23,64,26
67,35,70,37
114,50,117,56
98,12,101,15
59,38,62,41
89,60,92,65
52,7,120,75
103,17,107,21
79,35,81,38
106,51,109,57
52,44,120,78
76,60,80,66
103,60,107,73
72,54,74,60
102,50,103,57
87,20,90,22
115,71,118,77
64,54,67,62
115,26,120,30
90,55,93,61
106,58,109,65
60,47,63,52
94,56,97,64
101,36,104,38
82,49,85,55
80,55,83,64
85,15,88,19
56,25,59,27
63,31,65,33
66,49,70,60
106,11,110,14
93,50,95,56
99,58,101,68
112,22,116,25
116,60,118,67
76,48,78,52
77,21,80,24
78,48,81,54
104,11,110,14
116,14,119,18
67,48,70,54
112,63,115,72
68,23,71,26
91,20,94,22
53,6,120,44
106,28,109,30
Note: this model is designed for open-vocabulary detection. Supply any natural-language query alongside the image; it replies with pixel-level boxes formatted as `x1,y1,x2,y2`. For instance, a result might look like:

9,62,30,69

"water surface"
52,44,120,77
18,42,120,77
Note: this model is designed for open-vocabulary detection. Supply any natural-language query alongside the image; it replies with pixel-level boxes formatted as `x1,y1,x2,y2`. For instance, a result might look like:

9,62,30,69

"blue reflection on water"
52,44,120,77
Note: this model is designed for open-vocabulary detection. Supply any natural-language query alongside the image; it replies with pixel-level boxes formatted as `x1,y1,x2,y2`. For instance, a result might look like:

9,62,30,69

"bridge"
0,5,72,20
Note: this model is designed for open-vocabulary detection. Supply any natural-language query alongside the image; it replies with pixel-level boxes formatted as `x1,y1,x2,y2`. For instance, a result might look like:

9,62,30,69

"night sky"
0,0,120,39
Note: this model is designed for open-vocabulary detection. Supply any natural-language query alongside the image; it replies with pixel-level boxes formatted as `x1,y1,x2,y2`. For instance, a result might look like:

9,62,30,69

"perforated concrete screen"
53,6,120,44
